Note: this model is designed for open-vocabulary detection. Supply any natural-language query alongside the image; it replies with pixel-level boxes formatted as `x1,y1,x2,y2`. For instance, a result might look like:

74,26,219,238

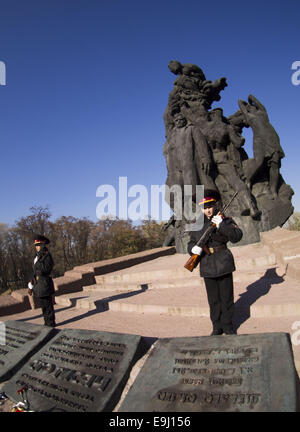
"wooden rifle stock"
184,254,200,272
184,244,210,272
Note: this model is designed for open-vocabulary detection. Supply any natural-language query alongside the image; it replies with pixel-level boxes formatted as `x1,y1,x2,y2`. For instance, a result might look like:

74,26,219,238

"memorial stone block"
3,328,146,412
0,320,56,382
119,333,300,412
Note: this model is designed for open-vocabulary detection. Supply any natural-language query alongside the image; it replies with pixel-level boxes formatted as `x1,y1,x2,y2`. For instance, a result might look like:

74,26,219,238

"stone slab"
119,333,300,412
0,320,56,382
3,328,146,412
287,258,300,281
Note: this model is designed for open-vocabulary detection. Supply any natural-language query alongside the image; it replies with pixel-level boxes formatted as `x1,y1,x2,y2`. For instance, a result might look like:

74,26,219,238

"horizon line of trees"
0,206,167,294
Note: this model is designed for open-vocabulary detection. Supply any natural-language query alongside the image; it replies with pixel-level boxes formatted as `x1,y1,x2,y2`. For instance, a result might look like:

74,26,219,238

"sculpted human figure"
164,61,228,134
164,61,206,134
238,95,285,199
163,112,216,213
168,61,206,101
201,108,260,218
227,109,249,179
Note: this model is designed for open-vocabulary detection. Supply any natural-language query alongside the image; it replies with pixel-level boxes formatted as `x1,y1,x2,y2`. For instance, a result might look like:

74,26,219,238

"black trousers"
204,273,234,331
38,296,56,327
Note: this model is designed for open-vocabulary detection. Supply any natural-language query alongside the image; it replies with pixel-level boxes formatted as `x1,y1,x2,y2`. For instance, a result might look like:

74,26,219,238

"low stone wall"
0,246,176,316
260,227,300,280
0,291,30,316
287,258,300,281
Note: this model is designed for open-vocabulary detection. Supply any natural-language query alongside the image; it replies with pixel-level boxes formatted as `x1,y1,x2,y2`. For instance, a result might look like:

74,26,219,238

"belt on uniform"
208,245,227,254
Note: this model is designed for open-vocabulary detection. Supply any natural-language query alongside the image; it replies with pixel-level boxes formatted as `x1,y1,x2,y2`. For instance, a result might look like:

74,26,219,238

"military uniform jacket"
32,247,55,298
187,216,243,278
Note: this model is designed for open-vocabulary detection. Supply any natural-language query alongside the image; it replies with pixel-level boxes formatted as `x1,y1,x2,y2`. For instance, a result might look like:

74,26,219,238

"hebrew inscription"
154,342,262,410
119,333,299,412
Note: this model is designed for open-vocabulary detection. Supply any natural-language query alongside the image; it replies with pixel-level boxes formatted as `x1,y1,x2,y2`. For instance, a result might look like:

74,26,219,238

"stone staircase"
54,242,287,316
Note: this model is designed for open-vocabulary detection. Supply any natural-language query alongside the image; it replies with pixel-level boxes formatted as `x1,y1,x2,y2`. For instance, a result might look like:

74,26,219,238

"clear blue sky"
0,0,299,225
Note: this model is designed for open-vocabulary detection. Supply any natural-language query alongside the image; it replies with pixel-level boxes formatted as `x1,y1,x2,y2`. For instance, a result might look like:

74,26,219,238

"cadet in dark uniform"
27,235,56,327
187,191,243,335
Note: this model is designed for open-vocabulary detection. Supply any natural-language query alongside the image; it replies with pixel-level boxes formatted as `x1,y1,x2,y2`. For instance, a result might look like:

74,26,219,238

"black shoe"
210,329,223,336
223,329,236,335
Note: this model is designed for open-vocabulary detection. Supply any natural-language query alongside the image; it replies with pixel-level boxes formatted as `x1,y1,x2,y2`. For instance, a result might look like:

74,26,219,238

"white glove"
191,245,202,255
212,214,223,229
28,281,34,290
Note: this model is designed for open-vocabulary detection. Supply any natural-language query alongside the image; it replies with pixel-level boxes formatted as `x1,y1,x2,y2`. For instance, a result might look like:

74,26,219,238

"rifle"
184,191,238,272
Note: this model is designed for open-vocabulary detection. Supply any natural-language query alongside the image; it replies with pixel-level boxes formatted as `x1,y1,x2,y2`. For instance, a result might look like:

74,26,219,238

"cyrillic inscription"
3,328,144,412
0,321,55,383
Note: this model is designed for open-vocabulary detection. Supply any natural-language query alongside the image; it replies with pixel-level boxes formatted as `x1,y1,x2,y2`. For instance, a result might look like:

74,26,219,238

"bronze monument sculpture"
163,61,294,252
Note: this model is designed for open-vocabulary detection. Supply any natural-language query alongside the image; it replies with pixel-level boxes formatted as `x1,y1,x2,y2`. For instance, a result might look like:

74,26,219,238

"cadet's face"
35,245,41,252
201,204,215,219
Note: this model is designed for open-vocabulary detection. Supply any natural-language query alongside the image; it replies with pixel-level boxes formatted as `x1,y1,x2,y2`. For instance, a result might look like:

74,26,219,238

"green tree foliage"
140,218,166,249
0,208,167,294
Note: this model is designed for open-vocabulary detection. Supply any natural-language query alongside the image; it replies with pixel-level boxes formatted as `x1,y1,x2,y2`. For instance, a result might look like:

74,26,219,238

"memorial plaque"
0,320,56,383
3,329,146,412
119,333,300,412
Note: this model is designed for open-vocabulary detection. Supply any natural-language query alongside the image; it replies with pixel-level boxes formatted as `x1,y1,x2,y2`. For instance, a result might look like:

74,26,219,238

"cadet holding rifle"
187,190,242,335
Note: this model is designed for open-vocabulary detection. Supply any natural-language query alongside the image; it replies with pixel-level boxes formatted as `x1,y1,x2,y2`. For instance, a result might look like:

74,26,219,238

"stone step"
63,270,88,278
94,260,277,287
55,290,210,316
55,274,300,319
234,253,276,269
95,269,199,285
83,280,203,292
108,301,210,317
250,304,300,318
83,270,265,293
88,244,275,284
110,299,300,319
61,247,176,280
261,227,300,246
287,258,300,280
